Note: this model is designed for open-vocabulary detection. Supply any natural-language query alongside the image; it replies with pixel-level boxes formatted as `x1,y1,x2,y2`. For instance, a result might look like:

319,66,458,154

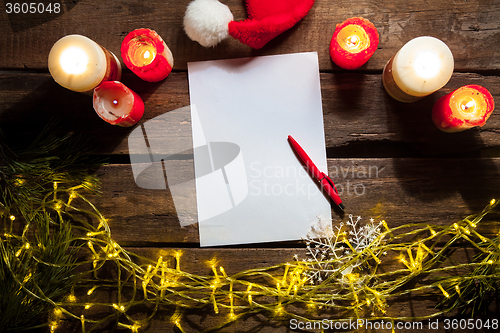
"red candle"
93,81,144,127
121,28,174,82
329,17,379,70
432,85,495,133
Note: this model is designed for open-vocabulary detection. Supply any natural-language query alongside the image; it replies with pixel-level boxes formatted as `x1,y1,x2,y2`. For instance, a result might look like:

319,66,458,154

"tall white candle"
383,36,454,103
48,35,122,92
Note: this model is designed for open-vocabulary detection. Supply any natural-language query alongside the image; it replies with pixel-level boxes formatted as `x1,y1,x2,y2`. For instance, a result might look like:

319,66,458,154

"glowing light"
131,323,141,333
211,293,219,314
60,47,89,75
438,284,450,298
85,304,92,310
490,199,496,205
219,266,227,278
466,219,477,228
87,286,97,295
175,251,182,271
461,100,475,110
54,202,63,211
413,51,441,79
132,42,157,66
275,305,284,316
9,215,15,221
347,35,360,47
399,256,410,269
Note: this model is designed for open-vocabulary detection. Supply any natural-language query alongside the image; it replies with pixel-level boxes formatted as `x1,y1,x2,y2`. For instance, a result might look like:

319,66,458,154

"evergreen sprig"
0,123,102,331
1,123,499,333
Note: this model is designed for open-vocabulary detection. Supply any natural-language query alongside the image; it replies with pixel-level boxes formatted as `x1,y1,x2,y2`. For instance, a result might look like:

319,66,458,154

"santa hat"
184,0,314,49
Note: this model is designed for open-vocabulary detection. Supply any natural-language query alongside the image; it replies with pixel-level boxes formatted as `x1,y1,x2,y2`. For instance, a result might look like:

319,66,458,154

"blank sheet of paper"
188,52,331,247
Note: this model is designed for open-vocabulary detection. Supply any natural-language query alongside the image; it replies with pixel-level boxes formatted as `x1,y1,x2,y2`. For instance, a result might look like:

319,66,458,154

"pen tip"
338,203,345,211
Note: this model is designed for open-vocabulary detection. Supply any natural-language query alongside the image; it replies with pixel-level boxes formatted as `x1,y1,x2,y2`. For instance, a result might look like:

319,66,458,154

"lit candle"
383,36,454,103
432,85,494,133
48,35,122,92
329,17,379,70
93,81,144,127
121,28,174,82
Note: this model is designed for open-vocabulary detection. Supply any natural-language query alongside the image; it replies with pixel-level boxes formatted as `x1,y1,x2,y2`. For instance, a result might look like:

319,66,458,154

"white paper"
128,106,198,227
188,52,331,247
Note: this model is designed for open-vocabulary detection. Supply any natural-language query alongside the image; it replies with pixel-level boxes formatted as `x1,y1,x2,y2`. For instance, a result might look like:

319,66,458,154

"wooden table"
1,0,500,332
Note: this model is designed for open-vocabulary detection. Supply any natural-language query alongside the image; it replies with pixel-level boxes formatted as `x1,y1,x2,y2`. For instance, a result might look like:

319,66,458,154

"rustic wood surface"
1,0,500,332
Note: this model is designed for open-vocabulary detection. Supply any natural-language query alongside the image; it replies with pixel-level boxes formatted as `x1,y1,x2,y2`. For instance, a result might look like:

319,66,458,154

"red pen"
288,135,344,210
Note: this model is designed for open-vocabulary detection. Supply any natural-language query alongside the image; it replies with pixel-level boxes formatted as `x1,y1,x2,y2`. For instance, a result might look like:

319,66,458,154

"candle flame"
347,35,360,47
413,51,441,80
462,100,475,110
60,47,89,75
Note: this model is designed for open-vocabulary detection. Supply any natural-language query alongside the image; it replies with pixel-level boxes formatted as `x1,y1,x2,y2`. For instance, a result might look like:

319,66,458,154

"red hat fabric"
228,0,315,49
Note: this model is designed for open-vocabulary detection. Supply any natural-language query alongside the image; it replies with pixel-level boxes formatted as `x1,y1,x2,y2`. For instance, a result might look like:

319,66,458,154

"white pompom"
184,0,234,47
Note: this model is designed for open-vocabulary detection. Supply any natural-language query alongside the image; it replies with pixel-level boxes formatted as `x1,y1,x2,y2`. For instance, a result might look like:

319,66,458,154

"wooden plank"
58,247,497,332
90,158,500,246
1,72,499,156
0,0,499,71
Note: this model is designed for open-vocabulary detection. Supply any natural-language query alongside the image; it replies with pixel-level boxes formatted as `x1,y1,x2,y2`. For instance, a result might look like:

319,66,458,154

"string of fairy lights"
2,177,500,332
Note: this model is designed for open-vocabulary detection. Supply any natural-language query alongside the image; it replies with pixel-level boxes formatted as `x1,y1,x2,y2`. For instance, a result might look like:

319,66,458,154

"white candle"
382,36,454,102
48,35,122,92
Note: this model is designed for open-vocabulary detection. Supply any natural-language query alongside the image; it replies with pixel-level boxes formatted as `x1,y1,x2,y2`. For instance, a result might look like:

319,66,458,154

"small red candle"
93,81,144,127
432,85,495,133
121,28,174,82
329,17,379,70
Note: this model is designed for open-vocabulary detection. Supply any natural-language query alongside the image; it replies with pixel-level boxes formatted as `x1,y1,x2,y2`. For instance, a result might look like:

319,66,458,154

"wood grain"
1,0,500,330
1,72,499,157
58,246,498,333
0,0,499,72
89,158,500,246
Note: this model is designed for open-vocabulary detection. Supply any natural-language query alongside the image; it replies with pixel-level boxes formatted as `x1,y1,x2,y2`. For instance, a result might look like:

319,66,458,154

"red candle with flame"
93,81,144,127
121,28,174,82
432,85,495,132
329,17,379,70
